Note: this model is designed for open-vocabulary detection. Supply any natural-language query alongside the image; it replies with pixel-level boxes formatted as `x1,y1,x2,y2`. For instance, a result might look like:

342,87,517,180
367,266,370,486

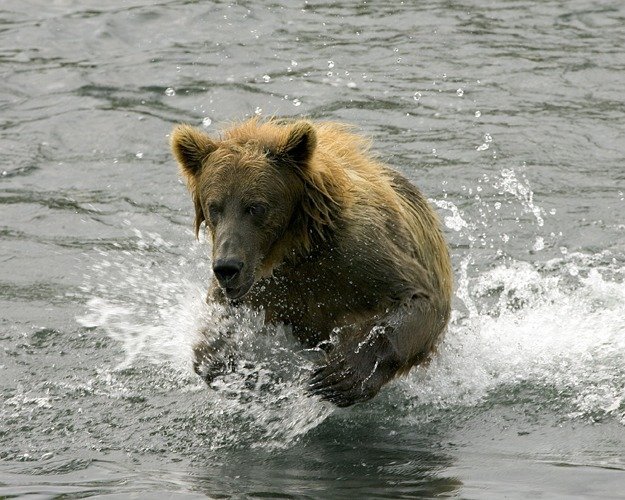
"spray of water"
78,168,625,449
420,170,625,424
77,229,334,450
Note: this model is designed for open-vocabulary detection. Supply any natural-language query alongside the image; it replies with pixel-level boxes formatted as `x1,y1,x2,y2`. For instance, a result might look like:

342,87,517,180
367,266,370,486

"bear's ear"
170,124,217,179
278,121,317,168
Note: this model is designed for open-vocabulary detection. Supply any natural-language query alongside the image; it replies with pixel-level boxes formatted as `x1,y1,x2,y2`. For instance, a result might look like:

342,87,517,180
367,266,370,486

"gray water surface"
2,1,625,498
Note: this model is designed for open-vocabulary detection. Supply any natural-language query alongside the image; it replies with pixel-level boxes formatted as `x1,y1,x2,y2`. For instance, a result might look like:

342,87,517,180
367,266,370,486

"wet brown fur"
171,118,452,406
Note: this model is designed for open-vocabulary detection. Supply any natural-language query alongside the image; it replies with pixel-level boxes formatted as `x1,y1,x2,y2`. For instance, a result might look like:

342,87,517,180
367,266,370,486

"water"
2,0,625,497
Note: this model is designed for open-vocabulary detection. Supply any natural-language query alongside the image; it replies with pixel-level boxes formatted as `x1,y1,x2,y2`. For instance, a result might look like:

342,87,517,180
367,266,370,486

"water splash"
495,167,544,227
77,229,333,450
420,170,625,424
401,258,625,424
77,168,625,450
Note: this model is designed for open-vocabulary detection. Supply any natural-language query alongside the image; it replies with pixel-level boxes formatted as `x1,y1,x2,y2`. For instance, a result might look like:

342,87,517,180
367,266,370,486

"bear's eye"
247,203,267,217
207,204,221,223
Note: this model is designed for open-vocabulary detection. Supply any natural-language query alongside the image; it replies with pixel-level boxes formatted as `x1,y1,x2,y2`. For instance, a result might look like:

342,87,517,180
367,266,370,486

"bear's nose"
213,258,244,285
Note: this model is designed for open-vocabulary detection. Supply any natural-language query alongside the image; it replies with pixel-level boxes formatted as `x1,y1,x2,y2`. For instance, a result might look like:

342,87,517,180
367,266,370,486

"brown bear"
171,118,452,407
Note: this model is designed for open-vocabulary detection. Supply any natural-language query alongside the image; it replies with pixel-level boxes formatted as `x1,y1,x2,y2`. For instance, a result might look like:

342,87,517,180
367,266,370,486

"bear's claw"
193,339,236,385
309,362,369,407
308,335,399,407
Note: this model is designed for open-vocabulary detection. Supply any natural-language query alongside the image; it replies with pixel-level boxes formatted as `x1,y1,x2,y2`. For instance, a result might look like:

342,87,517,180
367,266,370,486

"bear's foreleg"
308,297,443,407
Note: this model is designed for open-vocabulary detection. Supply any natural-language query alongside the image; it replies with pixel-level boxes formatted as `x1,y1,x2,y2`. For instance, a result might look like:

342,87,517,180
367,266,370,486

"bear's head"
171,119,337,300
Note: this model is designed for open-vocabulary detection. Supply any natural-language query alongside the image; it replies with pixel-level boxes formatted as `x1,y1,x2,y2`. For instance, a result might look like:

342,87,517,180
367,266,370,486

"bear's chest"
244,260,388,345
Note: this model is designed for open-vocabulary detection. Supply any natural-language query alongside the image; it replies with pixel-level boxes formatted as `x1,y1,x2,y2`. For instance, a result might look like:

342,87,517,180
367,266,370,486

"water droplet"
560,247,568,255
474,110,481,118
1,171,7,176
439,202,468,232
494,202,502,210
202,117,212,127
262,74,271,82
413,91,421,101
456,88,464,97
291,60,298,66
533,237,545,252
135,152,144,159
347,81,357,89
254,107,262,115
326,71,333,77
327,60,335,69
396,57,402,63
164,87,176,96
484,133,492,143
432,148,437,156
292,98,301,106
549,208,556,215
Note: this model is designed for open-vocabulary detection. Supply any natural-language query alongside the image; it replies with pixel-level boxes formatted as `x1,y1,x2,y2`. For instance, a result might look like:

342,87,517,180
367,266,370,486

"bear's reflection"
188,404,462,498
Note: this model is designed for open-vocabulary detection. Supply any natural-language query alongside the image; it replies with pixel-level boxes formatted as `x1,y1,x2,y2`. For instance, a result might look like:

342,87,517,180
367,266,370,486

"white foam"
402,260,625,420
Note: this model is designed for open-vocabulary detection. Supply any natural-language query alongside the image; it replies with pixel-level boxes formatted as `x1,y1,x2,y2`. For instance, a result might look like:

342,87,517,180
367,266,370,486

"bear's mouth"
223,279,254,300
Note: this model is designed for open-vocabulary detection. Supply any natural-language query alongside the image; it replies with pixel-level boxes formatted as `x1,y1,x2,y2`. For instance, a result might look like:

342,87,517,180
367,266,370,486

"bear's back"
312,123,452,307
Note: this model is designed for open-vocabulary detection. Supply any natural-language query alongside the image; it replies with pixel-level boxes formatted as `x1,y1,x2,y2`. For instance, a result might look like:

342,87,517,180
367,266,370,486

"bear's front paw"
193,339,236,385
307,334,400,407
